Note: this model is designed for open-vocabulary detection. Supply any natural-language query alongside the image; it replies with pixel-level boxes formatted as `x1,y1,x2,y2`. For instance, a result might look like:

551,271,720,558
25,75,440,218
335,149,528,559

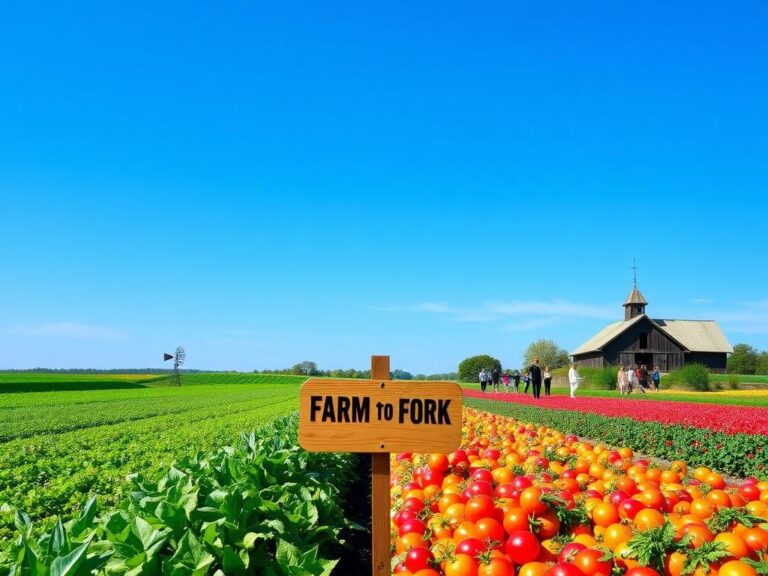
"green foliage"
458,355,502,382
626,522,690,574
466,397,768,478
523,339,570,370
0,381,299,542
666,363,711,391
727,374,740,390
577,366,619,390
728,343,759,375
757,352,768,376
0,416,358,575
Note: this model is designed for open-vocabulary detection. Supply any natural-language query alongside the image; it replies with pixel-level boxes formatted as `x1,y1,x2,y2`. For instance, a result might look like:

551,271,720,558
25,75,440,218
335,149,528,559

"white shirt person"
568,363,581,398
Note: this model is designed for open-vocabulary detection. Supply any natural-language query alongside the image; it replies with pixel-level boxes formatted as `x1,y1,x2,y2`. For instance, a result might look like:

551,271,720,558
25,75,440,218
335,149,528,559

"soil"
334,454,373,574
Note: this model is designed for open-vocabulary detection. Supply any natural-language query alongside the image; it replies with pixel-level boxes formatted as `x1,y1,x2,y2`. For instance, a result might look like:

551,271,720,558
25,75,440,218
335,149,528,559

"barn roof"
654,319,734,353
570,315,645,355
571,315,733,355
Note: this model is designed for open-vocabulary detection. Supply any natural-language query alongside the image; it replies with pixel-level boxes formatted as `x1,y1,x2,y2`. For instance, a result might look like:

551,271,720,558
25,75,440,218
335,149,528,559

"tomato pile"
390,408,768,576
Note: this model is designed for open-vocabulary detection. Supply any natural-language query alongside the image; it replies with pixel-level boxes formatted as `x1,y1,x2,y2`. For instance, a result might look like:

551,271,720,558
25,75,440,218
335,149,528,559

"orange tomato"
634,508,666,531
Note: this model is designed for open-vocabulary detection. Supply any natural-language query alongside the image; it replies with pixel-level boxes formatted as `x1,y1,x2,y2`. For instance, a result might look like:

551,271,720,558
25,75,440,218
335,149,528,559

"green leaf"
275,539,300,571
48,520,68,557
49,540,90,576
681,541,730,576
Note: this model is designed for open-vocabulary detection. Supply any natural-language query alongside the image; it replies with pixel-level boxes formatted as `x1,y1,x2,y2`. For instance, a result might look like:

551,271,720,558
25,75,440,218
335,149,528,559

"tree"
391,369,413,380
292,361,318,376
523,339,569,370
458,355,502,383
727,343,758,375
756,351,768,376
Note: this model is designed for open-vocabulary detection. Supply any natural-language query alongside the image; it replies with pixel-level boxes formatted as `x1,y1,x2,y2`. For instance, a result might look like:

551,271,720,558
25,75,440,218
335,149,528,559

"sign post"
371,355,392,576
299,355,463,575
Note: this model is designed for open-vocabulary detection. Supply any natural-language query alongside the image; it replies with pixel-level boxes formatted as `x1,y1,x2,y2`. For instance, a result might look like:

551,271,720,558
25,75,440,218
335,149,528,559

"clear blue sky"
1,1,766,373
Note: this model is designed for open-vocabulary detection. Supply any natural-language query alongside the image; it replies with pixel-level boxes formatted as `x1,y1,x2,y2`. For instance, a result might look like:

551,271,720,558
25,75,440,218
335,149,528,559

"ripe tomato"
503,507,530,534
572,549,612,576
444,553,479,576
624,568,661,576
591,502,620,527
405,547,435,573
478,557,515,576
475,517,505,545
466,495,499,523
520,486,549,515
532,511,560,539
557,542,587,563
456,537,486,558
544,561,586,576
717,560,758,576
505,530,541,565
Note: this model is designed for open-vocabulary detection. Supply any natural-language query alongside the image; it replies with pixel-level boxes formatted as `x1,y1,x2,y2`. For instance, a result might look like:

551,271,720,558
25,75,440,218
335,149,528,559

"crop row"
389,408,768,576
0,384,298,442
463,390,768,435
466,398,768,478
1,415,360,575
0,393,298,541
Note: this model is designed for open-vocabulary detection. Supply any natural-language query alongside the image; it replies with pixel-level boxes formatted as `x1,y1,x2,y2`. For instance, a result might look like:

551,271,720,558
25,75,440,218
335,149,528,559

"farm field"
460,382,768,408
3,371,768,576
0,373,305,543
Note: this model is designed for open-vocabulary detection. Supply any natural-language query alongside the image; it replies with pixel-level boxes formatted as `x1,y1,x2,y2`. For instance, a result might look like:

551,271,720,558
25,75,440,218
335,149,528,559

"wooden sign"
299,379,462,453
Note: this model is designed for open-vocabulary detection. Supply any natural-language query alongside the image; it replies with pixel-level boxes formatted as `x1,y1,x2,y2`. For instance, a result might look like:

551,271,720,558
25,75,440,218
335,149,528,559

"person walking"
479,369,488,393
543,366,552,397
523,371,530,394
529,358,543,399
512,370,520,394
651,366,661,391
568,362,581,398
629,364,645,394
491,367,501,393
617,365,628,395
501,371,510,393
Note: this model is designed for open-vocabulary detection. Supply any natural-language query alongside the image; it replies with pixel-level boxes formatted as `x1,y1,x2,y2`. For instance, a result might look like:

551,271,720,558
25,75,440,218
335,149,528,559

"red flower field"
462,389,768,435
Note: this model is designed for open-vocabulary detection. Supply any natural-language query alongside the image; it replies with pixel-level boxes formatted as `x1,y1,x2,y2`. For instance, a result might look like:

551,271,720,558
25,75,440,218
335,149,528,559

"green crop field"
0,373,307,542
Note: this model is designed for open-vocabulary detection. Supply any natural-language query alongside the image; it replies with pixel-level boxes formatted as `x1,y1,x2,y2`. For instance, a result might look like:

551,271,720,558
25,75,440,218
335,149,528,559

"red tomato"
624,568,660,576
544,562,586,576
557,542,587,563
398,518,426,536
505,530,541,565
572,549,612,576
404,547,435,573
456,537,485,558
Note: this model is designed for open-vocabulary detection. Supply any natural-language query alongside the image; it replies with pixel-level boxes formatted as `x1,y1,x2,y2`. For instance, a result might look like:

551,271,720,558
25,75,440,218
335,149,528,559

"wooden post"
370,355,391,576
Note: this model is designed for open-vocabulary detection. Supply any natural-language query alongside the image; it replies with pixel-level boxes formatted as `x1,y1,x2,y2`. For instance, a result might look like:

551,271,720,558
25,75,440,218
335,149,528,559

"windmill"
163,346,186,386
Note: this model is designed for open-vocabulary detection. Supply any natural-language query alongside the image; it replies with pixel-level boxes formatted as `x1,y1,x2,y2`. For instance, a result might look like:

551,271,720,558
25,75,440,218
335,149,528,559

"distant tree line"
252,361,456,380
0,368,208,374
728,343,768,375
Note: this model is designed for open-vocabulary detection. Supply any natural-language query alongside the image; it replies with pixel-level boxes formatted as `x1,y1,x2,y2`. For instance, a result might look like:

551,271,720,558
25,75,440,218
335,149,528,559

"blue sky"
1,1,766,373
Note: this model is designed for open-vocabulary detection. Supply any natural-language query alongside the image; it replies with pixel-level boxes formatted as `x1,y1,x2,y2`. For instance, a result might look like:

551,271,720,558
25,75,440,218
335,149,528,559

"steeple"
624,258,647,320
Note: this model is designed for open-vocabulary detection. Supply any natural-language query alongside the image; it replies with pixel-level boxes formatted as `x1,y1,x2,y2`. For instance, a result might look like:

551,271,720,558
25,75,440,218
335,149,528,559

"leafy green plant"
0,416,362,575
665,364,711,391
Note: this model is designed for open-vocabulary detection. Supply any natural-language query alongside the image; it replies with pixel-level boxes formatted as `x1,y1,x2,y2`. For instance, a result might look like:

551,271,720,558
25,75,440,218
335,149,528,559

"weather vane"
163,346,186,386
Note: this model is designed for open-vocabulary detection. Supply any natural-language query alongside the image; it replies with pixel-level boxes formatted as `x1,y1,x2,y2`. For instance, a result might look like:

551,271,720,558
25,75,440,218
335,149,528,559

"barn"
571,286,733,372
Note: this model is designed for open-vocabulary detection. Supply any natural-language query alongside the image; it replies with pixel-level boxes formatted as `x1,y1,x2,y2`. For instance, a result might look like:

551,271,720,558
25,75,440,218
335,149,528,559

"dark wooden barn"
571,287,732,372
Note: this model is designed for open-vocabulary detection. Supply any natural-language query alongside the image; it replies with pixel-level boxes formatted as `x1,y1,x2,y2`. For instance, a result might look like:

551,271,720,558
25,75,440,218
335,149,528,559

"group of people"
617,364,660,394
478,358,556,398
